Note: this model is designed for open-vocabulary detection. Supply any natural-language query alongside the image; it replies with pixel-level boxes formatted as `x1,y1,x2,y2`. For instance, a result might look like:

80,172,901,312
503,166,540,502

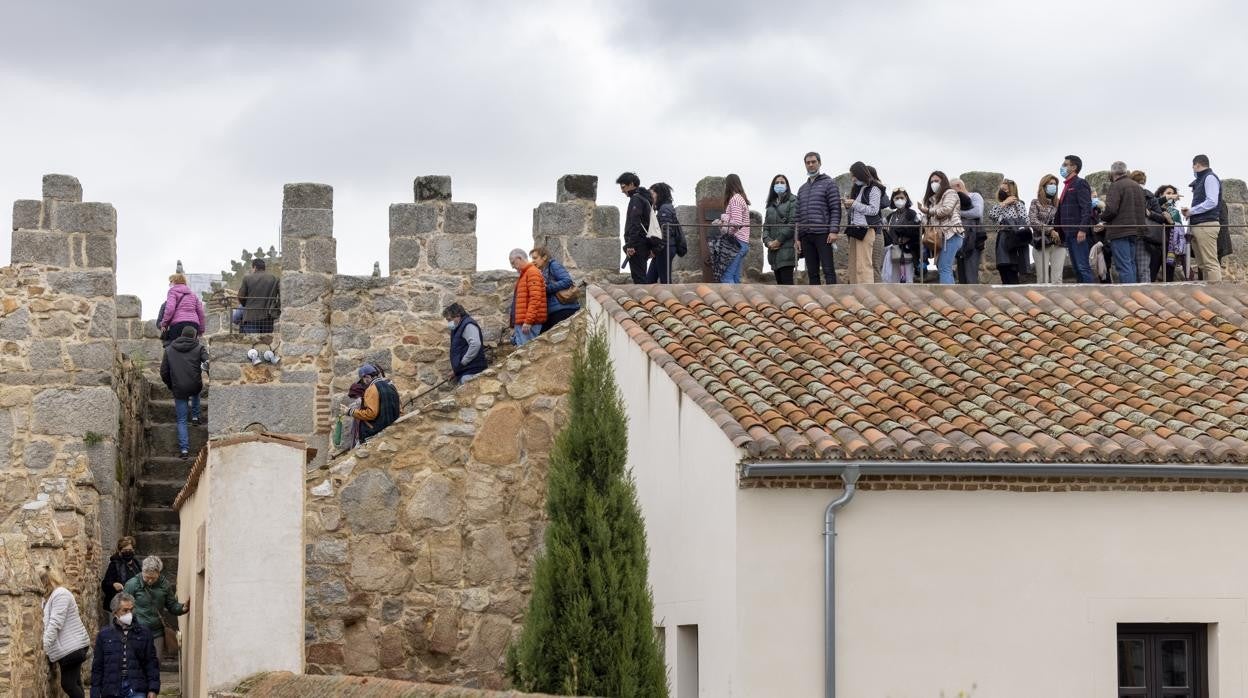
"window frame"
1117,623,1209,698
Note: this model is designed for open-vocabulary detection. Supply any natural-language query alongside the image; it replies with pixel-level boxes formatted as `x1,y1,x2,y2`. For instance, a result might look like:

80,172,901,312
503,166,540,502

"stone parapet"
212,671,575,697
10,173,117,272
390,176,477,274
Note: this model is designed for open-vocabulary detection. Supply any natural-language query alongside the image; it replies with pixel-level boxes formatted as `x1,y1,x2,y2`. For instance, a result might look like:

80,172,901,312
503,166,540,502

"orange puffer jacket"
511,263,548,326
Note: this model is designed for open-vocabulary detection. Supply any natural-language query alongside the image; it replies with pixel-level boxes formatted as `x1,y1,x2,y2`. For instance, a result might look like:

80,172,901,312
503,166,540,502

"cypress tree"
508,326,668,697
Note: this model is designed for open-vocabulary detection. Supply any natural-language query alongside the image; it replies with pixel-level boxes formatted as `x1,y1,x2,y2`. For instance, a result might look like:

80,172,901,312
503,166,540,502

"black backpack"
674,226,688,257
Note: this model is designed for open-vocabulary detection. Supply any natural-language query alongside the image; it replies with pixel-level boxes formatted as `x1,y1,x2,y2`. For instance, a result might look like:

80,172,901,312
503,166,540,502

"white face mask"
930,182,941,193
117,612,133,627
893,199,906,208
446,320,457,330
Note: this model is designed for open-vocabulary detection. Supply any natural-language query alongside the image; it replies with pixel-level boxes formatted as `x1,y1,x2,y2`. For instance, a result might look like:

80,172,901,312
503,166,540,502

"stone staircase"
135,381,206,690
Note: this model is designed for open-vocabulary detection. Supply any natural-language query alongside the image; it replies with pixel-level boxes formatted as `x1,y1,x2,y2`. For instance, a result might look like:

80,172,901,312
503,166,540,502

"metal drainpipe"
824,464,860,698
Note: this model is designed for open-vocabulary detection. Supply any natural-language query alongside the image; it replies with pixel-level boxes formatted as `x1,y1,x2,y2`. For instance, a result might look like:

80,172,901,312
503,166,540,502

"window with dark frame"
1117,624,1208,698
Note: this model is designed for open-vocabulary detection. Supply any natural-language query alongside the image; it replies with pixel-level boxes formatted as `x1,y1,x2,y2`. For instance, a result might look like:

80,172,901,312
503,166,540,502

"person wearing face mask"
763,174,798,284
1156,184,1189,281
91,592,160,698
531,246,581,331
123,556,188,665
917,171,964,284
616,171,653,284
1089,188,1112,283
646,182,686,283
794,151,842,284
883,188,921,283
443,302,487,385
950,179,985,284
101,536,143,612
1098,160,1149,284
1029,175,1066,283
988,179,1030,284
1053,154,1095,282
841,161,885,283
1132,170,1167,282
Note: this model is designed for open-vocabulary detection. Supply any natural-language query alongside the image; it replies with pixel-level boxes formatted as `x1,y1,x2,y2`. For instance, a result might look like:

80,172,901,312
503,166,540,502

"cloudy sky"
2,0,1244,315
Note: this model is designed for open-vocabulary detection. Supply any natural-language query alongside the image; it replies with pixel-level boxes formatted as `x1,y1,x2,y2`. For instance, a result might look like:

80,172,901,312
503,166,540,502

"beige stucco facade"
598,300,1248,697
176,437,306,697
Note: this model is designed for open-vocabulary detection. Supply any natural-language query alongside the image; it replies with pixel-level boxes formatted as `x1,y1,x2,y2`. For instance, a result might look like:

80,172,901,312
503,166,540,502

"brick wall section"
211,671,578,698
741,473,1248,492
302,315,579,687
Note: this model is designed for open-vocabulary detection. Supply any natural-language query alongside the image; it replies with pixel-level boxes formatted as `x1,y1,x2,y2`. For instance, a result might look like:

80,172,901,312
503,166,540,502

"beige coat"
925,189,965,239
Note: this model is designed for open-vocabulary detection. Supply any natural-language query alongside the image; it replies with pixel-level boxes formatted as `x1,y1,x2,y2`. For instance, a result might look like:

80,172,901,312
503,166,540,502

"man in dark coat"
237,258,280,333
90,592,160,698
1099,161,1149,283
1054,154,1094,283
160,325,208,459
616,172,652,284
795,151,842,284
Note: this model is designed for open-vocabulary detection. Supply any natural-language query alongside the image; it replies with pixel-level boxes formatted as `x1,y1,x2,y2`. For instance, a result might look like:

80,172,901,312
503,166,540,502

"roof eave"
740,460,1248,480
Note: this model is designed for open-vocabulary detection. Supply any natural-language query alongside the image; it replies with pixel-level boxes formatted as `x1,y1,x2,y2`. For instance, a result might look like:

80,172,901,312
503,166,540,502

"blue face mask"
1045,184,1058,197
773,183,787,195
1091,198,1101,208
1059,166,1069,178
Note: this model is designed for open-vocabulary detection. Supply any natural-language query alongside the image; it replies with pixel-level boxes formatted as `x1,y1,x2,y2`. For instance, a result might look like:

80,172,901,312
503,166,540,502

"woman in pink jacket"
159,273,205,342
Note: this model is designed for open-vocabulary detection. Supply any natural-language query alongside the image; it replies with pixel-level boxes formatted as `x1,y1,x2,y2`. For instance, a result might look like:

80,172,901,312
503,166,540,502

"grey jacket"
238,271,281,324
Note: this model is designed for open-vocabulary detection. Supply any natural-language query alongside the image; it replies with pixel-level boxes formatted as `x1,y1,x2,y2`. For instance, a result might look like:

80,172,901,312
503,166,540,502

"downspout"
824,464,859,698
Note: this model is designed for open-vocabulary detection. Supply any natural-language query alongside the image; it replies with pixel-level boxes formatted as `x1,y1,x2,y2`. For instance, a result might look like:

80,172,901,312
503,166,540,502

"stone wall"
302,316,578,687
212,671,573,698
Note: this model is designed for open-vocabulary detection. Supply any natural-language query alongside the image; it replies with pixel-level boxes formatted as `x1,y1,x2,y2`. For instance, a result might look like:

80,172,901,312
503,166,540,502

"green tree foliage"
508,326,668,697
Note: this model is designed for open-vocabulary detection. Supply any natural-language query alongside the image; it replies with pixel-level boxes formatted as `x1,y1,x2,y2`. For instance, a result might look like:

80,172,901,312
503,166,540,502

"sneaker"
190,416,200,426
263,350,280,365
247,349,262,365
179,449,189,460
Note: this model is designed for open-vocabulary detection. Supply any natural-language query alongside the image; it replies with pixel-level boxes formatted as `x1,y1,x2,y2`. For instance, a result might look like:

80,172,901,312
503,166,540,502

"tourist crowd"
617,152,1231,286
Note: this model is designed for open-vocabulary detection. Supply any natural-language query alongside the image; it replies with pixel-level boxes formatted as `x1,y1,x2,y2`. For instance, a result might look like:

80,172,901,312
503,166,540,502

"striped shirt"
43,586,90,661
722,194,751,243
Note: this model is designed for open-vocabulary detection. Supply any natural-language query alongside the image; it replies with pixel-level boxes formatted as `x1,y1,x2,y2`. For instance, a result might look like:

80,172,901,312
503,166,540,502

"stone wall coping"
217,671,586,697
173,432,311,511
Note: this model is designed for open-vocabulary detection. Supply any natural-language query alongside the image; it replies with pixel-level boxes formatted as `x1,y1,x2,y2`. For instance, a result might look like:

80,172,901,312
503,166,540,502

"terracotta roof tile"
591,283,1248,464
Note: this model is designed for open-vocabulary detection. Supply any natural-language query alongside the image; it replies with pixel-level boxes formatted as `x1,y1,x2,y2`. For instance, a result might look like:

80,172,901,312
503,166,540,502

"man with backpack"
159,325,208,459
347,363,401,443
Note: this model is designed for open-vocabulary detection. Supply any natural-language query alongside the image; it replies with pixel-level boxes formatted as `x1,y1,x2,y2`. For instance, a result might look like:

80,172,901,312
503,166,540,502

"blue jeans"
936,233,964,284
513,324,542,346
722,240,748,283
1066,234,1094,283
175,394,201,452
1109,237,1137,283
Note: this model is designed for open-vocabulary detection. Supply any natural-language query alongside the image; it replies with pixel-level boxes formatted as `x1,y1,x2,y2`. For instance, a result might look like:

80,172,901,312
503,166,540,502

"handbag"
163,622,180,655
845,225,868,241
555,285,579,304
922,225,945,254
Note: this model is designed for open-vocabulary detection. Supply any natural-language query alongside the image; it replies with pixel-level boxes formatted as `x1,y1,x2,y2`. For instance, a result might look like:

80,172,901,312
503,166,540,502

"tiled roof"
591,283,1248,464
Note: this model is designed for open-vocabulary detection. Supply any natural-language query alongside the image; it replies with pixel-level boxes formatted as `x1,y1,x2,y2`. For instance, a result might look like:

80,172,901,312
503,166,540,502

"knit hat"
358,363,380,378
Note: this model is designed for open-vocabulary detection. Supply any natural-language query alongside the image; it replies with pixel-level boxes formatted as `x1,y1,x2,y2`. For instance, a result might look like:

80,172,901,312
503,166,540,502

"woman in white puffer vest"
41,565,91,698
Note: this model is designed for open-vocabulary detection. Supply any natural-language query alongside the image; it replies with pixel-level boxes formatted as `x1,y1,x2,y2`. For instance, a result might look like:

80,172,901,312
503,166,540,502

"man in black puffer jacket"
159,325,208,459
795,152,842,284
91,592,160,698
616,171,653,284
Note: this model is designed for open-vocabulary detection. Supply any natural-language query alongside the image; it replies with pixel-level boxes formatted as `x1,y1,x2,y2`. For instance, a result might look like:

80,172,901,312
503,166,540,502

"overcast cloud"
2,0,1244,315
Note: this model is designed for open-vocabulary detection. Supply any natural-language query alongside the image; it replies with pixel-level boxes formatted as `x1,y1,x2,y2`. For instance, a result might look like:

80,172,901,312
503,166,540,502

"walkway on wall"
135,380,205,692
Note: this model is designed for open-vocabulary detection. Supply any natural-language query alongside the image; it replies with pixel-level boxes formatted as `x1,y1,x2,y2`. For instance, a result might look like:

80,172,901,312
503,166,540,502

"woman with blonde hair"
158,272,205,343
40,566,91,697
1029,174,1066,283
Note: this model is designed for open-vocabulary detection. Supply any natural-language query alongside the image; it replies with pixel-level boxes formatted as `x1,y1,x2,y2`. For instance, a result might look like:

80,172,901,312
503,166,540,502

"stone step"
142,457,193,482
135,506,181,530
159,670,180,695
138,480,185,508
148,399,209,425
149,382,173,401
137,531,180,556
145,425,207,456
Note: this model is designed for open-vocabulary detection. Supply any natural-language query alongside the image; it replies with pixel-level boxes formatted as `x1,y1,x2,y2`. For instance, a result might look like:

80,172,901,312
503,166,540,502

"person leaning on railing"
237,257,280,333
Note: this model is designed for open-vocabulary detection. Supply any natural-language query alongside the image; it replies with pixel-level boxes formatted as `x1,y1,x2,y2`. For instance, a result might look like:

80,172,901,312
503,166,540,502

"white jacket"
42,587,90,661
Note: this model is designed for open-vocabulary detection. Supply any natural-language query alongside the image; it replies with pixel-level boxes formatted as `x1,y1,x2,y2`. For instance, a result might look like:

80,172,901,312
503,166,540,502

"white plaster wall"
176,467,209,698
596,302,746,698
738,487,1248,697
196,440,305,695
